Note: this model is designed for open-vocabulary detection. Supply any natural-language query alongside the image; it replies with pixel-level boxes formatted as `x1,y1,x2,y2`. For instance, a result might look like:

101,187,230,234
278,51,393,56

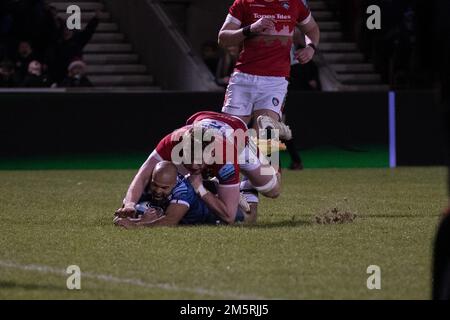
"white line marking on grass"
0,260,268,299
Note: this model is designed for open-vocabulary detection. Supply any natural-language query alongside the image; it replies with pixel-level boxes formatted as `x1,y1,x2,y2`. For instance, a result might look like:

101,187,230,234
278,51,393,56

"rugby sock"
240,178,254,191
235,208,245,223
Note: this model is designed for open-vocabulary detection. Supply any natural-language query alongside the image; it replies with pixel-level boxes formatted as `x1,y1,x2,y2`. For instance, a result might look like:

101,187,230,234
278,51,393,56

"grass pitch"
0,167,447,299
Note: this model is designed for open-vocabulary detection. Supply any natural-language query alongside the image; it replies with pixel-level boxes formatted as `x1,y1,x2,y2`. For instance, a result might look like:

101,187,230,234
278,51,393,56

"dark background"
0,90,446,166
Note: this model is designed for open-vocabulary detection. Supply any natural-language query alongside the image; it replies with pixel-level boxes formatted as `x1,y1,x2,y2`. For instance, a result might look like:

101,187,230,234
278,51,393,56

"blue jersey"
137,175,221,225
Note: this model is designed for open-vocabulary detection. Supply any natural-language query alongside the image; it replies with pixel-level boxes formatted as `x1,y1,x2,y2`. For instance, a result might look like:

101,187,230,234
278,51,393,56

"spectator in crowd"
215,45,239,87
390,4,417,88
60,60,92,87
39,4,65,57
201,40,220,76
290,59,321,91
21,60,52,87
51,12,99,84
0,60,20,87
0,6,14,61
14,40,37,82
0,1,99,88
284,27,322,170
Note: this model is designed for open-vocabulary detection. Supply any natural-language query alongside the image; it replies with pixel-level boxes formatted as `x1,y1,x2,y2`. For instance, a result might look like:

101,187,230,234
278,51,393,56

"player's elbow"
218,30,236,48
218,32,227,48
224,215,236,225
221,208,237,225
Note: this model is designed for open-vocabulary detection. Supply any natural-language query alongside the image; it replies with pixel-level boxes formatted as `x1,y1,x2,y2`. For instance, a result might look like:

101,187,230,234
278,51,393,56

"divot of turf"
315,207,357,224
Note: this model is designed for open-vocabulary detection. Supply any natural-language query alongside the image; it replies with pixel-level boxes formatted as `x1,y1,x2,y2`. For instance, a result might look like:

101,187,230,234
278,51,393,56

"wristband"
196,185,209,198
242,25,253,38
307,43,317,52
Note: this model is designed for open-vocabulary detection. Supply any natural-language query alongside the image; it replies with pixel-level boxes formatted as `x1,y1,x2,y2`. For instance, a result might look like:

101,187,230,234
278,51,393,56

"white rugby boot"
257,115,292,141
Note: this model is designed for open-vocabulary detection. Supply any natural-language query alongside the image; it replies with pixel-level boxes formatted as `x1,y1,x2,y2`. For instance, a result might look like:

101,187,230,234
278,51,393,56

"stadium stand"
0,0,438,92
49,0,158,90
308,0,388,91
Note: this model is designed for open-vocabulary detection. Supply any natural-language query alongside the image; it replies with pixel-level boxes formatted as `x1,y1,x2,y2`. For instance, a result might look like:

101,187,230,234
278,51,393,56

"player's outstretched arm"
115,204,188,228
122,151,161,209
140,204,188,227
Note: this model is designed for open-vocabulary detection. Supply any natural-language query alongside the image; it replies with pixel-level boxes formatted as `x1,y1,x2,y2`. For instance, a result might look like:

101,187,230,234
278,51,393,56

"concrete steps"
47,0,158,89
307,0,387,91
308,1,328,10
57,11,111,22
321,53,365,63
330,63,375,74
81,22,119,32
91,33,125,43
343,84,390,91
84,43,133,53
320,31,343,42
336,73,382,84
319,42,358,52
89,75,154,86
90,86,162,91
51,2,104,11
86,64,148,75
83,53,139,64
316,21,341,31
313,11,334,21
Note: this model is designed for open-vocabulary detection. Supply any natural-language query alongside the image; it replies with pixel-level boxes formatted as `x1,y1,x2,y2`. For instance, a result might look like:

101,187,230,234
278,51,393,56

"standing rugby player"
218,0,320,137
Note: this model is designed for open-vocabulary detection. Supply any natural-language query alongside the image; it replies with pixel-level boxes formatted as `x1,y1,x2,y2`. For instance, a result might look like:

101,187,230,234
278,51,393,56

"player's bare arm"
218,17,275,48
296,17,320,64
117,152,161,216
188,174,239,224
139,204,189,227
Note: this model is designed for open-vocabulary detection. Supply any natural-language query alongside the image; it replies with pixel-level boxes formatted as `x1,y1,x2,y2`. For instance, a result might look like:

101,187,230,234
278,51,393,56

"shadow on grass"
0,280,65,291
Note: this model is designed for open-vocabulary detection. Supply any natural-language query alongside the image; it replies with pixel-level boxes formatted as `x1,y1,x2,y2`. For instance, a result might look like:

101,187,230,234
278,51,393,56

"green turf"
0,167,446,299
0,145,388,170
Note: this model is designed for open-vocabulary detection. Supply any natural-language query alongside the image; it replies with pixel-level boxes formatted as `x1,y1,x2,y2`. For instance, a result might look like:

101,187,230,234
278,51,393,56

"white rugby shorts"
222,72,288,119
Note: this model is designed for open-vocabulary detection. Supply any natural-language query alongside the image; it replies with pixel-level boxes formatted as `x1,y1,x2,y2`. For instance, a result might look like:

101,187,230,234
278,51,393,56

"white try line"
0,260,268,300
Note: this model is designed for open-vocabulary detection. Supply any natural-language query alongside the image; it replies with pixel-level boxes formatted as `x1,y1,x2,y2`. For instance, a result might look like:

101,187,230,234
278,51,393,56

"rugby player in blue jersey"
114,161,255,228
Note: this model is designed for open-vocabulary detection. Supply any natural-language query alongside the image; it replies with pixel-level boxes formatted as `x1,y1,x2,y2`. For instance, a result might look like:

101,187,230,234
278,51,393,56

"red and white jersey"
186,111,248,133
226,0,311,77
154,111,248,186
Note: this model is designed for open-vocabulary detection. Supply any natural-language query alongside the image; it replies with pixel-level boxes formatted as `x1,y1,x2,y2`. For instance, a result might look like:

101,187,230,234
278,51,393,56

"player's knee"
225,217,236,225
254,170,280,199
262,186,280,199
223,210,238,225
261,181,281,198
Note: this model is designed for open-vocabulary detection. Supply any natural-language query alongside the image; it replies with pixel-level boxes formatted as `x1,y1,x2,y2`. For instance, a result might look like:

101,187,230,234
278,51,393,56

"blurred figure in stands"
14,40,36,82
0,60,20,87
40,4,65,65
0,3,14,61
61,60,92,87
201,40,220,76
284,26,322,170
215,45,240,87
51,11,99,84
290,27,321,91
22,60,52,87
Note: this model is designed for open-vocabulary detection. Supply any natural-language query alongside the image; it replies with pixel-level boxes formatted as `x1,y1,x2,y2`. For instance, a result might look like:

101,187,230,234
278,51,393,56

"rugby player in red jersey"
116,111,280,225
218,0,320,135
